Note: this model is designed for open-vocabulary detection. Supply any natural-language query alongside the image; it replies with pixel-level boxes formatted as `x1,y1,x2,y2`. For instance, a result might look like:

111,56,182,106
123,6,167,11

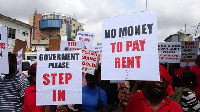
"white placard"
60,40,85,51
181,41,199,59
102,10,159,81
82,50,98,75
158,42,181,63
75,31,94,50
36,51,82,105
0,27,8,74
17,48,23,74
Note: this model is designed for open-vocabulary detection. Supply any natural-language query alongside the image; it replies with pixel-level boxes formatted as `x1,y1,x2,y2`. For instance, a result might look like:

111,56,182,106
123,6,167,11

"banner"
0,27,8,74
102,10,159,81
181,41,199,59
82,50,98,75
158,42,181,63
75,31,94,50
17,48,23,74
36,51,82,105
60,40,85,51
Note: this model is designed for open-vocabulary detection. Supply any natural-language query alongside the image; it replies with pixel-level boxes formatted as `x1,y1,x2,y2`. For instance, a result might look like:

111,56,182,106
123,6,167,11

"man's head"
28,63,37,83
7,53,17,75
145,65,172,97
85,73,97,86
181,71,198,88
196,55,200,66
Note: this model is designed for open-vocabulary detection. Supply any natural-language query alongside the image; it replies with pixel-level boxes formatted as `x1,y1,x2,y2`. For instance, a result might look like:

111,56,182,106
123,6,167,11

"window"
72,36,75,39
41,36,45,39
33,16,35,21
33,29,35,34
49,35,52,38
57,35,60,39
26,33,28,36
73,24,75,26
33,36,35,40
33,22,35,27
8,28,16,39
73,30,75,33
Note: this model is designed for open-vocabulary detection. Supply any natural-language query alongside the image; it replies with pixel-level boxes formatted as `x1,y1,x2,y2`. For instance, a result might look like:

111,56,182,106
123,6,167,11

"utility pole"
146,0,147,11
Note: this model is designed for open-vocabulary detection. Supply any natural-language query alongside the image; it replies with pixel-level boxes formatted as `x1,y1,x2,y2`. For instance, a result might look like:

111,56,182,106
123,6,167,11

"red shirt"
190,65,200,100
125,90,183,112
23,83,45,112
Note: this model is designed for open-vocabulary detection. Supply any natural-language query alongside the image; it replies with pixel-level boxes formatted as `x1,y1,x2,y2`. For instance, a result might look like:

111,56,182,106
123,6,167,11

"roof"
0,14,35,29
164,33,191,41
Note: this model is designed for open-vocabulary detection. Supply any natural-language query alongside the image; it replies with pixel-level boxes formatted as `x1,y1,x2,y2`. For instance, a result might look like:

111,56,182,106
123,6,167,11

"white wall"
32,45,48,51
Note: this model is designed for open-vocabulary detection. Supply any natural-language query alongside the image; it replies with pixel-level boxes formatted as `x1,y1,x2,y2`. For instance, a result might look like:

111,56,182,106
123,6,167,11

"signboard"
181,41,199,59
158,42,181,63
36,51,82,105
60,41,85,51
82,50,98,75
0,27,8,74
75,31,94,50
102,10,159,81
17,48,23,74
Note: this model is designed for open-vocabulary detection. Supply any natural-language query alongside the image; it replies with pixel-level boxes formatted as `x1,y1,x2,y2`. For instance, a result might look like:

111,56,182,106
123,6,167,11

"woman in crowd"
78,71,108,112
23,63,46,112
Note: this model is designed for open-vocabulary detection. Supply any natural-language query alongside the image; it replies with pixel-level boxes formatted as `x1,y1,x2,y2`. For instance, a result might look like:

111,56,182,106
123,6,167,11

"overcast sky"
0,0,200,44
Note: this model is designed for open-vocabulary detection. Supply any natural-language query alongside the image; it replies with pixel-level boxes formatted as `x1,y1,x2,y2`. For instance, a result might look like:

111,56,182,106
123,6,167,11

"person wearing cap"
23,63,46,112
0,53,30,112
117,65,183,112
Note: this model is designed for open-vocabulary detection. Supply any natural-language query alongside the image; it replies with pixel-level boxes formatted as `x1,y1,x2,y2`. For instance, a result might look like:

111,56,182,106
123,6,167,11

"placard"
17,48,23,74
102,10,159,81
0,27,8,74
36,51,82,105
60,40,85,51
82,50,98,75
181,41,199,59
75,31,94,50
158,42,181,63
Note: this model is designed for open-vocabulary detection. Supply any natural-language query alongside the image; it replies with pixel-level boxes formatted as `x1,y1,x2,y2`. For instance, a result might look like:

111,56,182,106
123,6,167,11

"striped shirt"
181,91,200,112
0,71,30,112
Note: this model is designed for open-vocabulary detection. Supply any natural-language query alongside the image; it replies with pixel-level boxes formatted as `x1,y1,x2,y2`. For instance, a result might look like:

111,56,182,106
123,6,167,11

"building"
164,32,193,42
29,12,84,51
0,14,35,52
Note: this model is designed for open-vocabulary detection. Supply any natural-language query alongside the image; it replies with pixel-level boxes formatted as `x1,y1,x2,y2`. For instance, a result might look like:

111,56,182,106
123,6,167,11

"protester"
175,63,186,77
78,72,108,112
190,55,200,100
0,53,30,112
181,71,200,112
168,64,182,90
23,63,46,112
117,65,183,112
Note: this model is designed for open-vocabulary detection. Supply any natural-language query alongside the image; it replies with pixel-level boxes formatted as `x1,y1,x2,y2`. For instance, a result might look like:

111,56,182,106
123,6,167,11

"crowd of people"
1,53,200,112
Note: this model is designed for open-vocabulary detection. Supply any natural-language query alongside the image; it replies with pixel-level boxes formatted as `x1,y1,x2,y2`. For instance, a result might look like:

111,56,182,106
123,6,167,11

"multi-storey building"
0,14,34,52
29,12,84,40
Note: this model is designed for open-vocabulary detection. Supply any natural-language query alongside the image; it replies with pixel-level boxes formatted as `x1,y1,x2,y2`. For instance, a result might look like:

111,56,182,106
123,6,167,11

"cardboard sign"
75,31,94,50
82,50,98,75
60,41,85,51
36,51,82,105
17,48,23,74
102,10,159,81
0,27,9,74
92,45,102,63
158,42,181,63
181,41,199,59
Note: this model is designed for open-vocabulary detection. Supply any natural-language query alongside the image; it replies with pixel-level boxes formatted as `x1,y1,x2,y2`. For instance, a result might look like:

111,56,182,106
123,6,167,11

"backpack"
168,87,193,112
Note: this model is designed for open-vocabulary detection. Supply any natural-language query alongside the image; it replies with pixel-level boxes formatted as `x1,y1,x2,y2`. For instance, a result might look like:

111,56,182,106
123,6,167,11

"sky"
0,0,200,45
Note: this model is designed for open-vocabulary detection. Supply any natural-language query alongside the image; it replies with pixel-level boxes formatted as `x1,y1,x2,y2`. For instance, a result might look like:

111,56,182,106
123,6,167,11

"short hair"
181,71,197,86
8,52,17,64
